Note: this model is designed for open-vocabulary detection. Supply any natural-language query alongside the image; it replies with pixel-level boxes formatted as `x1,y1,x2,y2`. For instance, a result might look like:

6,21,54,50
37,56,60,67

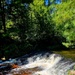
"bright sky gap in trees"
6,0,61,5
45,0,61,5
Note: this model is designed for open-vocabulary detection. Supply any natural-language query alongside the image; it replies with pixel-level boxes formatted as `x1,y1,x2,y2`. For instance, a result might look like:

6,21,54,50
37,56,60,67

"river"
6,51,75,75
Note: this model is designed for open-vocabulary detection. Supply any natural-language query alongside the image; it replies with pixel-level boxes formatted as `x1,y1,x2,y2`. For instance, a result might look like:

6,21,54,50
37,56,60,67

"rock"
0,64,11,71
0,63,20,71
1,57,6,61
8,67,43,75
0,72,3,75
0,64,20,75
11,64,19,69
0,60,2,63
69,70,75,75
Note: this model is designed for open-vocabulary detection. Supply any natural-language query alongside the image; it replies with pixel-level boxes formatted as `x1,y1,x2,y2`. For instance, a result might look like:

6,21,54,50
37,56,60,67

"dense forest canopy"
51,0,75,47
0,0,75,58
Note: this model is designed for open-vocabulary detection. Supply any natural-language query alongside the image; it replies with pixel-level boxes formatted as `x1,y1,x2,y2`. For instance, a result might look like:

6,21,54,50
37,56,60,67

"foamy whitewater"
7,52,75,75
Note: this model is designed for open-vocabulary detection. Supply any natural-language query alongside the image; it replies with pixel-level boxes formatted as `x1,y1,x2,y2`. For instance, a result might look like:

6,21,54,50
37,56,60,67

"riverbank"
53,49,75,61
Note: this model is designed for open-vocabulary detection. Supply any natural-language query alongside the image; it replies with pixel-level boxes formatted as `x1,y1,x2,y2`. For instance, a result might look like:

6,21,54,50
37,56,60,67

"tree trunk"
2,1,6,33
0,0,6,33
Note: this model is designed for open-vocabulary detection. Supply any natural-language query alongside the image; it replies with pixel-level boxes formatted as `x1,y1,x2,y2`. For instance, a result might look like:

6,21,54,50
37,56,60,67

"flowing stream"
7,52,75,75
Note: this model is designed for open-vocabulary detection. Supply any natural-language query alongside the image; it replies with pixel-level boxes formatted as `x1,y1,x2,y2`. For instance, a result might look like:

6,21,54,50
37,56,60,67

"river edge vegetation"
54,49,75,61
0,0,75,61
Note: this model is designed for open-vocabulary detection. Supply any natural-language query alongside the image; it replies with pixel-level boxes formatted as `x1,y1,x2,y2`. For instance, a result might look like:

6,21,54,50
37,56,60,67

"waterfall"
7,52,75,75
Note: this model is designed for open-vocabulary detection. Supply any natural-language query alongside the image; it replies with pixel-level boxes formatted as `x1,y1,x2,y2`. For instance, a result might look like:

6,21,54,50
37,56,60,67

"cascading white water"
7,53,75,75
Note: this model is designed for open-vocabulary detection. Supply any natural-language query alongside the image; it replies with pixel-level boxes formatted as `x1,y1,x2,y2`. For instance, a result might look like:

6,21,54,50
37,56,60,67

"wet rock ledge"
0,61,42,75
7,67,42,75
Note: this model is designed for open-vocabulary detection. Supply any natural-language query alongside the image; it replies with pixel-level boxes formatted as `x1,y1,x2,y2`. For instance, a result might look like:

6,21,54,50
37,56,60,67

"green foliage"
6,20,14,29
22,0,33,3
1,0,75,59
29,0,55,40
0,0,34,58
52,0,75,48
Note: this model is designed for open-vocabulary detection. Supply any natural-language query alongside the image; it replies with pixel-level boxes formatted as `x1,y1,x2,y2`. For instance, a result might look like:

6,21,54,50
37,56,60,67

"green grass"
53,49,75,61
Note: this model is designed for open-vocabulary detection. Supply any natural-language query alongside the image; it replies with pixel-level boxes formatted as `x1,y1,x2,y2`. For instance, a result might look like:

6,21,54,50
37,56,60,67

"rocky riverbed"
0,52,75,75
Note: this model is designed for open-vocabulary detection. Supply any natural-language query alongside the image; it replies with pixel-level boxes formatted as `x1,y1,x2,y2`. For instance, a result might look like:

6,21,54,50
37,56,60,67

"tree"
0,0,33,58
29,0,55,40
0,0,6,33
52,0,75,48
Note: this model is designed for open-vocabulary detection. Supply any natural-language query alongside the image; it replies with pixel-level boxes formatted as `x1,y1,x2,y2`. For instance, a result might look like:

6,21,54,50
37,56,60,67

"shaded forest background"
0,0,75,59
